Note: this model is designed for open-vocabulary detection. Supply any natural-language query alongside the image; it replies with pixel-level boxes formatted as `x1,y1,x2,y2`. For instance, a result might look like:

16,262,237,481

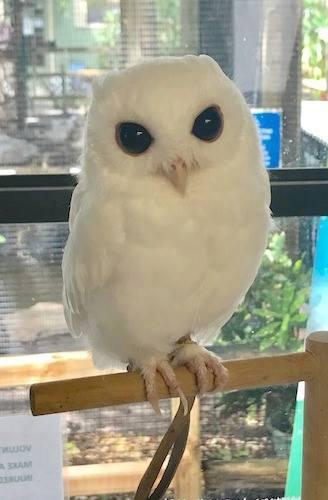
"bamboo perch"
30,351,315,416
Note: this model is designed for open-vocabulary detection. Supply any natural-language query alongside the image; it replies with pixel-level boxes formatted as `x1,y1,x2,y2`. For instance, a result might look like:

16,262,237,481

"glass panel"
0,1,327,174
0,216,317,498
217,217,314,360
0,217,315,356
201,385,297,500
0,222,72,354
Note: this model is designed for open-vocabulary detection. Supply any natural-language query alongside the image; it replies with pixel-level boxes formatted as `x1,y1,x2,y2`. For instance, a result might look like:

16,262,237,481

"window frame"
0,168,328,224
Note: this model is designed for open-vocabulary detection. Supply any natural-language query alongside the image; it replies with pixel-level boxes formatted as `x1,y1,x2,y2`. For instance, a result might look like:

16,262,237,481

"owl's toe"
171,342,228,394
129,357,188,415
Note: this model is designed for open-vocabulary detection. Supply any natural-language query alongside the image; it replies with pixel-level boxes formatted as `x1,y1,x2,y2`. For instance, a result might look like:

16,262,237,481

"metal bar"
1,169,328,223
0,186,73,223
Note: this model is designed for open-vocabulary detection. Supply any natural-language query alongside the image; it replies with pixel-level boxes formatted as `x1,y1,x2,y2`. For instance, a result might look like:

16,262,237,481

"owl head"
84,55,261,194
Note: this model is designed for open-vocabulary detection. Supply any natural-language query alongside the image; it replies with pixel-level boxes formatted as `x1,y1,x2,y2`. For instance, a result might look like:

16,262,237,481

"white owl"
62,55,271,413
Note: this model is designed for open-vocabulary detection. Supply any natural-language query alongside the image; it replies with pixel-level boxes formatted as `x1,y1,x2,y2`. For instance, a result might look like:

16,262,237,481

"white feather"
62,55,271,369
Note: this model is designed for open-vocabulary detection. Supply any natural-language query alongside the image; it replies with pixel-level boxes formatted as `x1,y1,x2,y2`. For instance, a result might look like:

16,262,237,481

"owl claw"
129,357,188,415
148,396,162,416
171,342,228,395
127,343,227,415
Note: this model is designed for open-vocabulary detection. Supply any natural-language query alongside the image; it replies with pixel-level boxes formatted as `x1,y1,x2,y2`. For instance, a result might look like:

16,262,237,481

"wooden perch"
30,351,315,416
29,332,328,499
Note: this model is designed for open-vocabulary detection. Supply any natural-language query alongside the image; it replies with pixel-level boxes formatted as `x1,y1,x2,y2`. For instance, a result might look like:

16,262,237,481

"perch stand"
30,331,328,500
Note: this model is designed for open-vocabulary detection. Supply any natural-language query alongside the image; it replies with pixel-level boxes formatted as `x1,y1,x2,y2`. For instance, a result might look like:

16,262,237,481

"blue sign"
69,61,86,72
251,109,282,169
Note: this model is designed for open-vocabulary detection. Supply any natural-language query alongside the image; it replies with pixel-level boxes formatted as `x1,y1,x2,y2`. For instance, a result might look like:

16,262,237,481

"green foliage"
96,8,121,69
206,387,296,458
205,444,249,462
303,0,328,79
217,385,297,434
265,385,297,434
58,0,70,13
216,231,310,436
155,0,181,53
217,232,311,353
65,441,79,455
217,388,266,417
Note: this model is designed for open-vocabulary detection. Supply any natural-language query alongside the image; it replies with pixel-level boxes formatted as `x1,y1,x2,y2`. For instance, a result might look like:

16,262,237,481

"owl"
62,55,271,413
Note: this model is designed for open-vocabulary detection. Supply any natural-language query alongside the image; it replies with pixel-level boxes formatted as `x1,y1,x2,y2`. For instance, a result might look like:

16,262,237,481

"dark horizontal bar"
269,168,328,217
0,174,76,223
269,168,328,182
0,187,72,224
0,174,76,188
0,168,327,223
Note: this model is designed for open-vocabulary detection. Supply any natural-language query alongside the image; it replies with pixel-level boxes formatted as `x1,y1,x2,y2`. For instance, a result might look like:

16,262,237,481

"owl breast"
87,167,271,367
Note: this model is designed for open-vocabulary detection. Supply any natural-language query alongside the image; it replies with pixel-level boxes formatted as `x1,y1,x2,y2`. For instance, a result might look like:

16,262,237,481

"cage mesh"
0,0,327,170
0,216,317,498
0,0,327,498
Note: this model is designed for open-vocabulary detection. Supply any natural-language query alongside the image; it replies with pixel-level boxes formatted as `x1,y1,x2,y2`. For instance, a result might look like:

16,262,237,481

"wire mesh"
0,0,327,498
0,0,326,171
0,216,317,499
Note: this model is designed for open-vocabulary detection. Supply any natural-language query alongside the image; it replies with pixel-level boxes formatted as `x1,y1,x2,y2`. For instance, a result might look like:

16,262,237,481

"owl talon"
148,396,162,416
171,342,228,395
129,357,188,415
156,360,189,414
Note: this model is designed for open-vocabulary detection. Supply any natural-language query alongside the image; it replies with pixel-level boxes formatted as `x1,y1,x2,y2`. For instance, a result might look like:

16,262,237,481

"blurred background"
0,1,327,499
0,0,327,172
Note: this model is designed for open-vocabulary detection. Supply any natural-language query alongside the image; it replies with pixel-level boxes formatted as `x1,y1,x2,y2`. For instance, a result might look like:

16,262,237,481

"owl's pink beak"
164,158,188,195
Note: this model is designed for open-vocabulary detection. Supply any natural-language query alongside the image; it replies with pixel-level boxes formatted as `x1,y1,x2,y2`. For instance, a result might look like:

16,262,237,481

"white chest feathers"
64,166,270,368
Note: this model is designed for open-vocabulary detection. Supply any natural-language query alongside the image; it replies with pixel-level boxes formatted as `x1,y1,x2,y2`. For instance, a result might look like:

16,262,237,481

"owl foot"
170,342,228,394
127,357,188,416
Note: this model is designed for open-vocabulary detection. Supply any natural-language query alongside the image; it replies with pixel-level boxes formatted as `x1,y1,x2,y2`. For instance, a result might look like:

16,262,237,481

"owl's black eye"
192,106,223,142
116,122,153,155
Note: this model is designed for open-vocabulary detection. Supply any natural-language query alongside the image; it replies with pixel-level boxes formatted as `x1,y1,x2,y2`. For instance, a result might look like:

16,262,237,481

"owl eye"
192,106,223,142
116,122,153,155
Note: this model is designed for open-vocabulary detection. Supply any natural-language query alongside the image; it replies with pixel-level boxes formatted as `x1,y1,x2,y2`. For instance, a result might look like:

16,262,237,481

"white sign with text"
0,414,63,500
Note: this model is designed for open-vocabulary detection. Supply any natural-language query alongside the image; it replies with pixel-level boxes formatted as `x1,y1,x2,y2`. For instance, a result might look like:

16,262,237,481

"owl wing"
62,179,118,338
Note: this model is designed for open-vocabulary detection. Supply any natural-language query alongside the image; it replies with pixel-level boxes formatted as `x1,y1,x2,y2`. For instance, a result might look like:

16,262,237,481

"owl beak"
165,159,188,195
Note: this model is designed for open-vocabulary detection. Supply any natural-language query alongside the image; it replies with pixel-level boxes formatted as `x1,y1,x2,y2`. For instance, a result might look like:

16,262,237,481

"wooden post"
303,331,328,499
30,352,315,415
171,397,202,499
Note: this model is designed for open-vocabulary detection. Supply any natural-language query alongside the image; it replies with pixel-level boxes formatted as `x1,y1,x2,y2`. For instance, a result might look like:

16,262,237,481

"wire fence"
1,0,326,170
0,1,327,498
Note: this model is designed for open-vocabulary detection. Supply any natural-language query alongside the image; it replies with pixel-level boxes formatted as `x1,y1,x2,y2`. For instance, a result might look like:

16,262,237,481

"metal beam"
0,169,328,223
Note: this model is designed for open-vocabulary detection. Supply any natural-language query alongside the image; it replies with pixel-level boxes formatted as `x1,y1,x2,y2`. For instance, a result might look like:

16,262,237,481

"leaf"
256,321,280,338
292,312,308,324
281,285,295,312
253,308,281,319
259,336,276,351
281,313,291,334
293,259,302,272
289,290,309,314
